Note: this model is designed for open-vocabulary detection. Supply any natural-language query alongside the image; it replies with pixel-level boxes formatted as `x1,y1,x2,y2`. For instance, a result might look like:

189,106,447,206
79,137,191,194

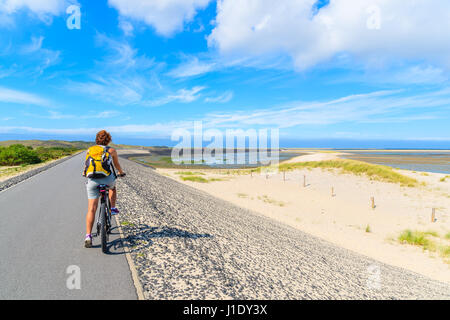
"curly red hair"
95,130,112,146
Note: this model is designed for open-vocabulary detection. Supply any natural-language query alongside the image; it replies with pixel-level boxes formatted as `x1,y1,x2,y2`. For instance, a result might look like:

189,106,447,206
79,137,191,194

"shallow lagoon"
341,151,450,174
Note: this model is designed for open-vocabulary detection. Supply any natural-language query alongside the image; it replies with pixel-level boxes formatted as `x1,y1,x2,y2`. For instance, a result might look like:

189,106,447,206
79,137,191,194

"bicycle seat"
98,184,109,192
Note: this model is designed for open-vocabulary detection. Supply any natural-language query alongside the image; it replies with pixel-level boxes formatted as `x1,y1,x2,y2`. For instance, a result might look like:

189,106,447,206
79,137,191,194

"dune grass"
175,171,205,176
179,175,225,183
398,229,450,262
274,159,419,187
180,175,209,183
209,178,225,182
398,230,435,250
0,164,37,179
440,175,450,182
258,195,286,207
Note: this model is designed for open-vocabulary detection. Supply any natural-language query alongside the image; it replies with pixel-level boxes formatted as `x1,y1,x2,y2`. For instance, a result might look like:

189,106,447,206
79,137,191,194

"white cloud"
20,35,44,54
202,88,450,128
167,56,216,78
95,33,156,70
387,66,447,85
67,77,144,106
119,19,134,37
145,86,206,106
5,87,450,139
68,36,161,106
108,0,212,36
332,64,448,86
68,75,205,108
204,90,233,103
0,121,193,137
208,0,450,70
0,65,15,78
0,12,14,27
93,35,161,92
23,110,121,120
0,0,66,15
0,0,71,24
0,86,51,107
18,36,61,75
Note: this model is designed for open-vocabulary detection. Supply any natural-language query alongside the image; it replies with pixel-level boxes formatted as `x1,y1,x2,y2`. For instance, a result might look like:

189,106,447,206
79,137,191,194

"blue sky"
0,0,450,147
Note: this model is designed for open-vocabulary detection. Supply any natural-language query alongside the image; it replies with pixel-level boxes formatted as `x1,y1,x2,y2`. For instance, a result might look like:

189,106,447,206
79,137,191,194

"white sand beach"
157,152,450,283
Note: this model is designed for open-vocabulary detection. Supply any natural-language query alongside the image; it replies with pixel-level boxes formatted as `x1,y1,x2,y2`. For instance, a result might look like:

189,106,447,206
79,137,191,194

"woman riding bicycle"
83,130,125,248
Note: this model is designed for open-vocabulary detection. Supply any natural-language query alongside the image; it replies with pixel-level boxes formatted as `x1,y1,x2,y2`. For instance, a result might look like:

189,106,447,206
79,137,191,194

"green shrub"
0,144,79,166
0,144,41,166
34,146,78,162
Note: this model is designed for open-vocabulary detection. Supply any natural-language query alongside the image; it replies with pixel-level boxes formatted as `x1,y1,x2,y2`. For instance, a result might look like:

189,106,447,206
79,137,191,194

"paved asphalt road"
0,154,137,299
1,153,450,299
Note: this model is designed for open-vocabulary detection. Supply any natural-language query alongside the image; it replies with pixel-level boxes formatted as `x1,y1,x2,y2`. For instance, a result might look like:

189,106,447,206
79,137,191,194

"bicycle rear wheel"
100,202,108,253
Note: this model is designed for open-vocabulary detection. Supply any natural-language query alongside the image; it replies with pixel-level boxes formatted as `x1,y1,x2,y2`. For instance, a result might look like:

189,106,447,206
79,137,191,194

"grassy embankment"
174,171,225,183
250,159,420,187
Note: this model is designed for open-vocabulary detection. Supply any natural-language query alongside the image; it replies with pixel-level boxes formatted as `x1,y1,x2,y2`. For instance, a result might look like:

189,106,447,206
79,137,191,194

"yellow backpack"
83,145,113,179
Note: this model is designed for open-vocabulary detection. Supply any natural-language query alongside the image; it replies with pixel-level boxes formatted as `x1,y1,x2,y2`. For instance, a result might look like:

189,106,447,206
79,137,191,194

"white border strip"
114,215,145,300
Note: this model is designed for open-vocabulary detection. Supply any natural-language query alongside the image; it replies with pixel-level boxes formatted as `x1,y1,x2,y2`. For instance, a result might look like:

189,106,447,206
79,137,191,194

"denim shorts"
86,174,116,199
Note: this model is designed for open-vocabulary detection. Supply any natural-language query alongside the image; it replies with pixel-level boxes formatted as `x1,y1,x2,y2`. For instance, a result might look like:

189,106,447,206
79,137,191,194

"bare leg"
86,198,99,235
109,188,117,208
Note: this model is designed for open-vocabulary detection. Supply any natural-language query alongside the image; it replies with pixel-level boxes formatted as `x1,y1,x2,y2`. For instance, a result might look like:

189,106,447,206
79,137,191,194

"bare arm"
109,148,125,175
82,150,89,177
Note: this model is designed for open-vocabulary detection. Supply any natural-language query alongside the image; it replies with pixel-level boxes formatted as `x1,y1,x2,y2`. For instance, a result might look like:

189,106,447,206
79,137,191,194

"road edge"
114,215,145,300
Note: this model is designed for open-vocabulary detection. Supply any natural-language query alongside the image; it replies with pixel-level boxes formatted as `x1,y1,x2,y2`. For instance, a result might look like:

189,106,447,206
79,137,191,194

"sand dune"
282,152,346,163
158,152,450,283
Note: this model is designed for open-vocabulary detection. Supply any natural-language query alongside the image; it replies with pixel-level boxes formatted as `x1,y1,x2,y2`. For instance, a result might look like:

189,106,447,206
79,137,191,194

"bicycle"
95,173,126,253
